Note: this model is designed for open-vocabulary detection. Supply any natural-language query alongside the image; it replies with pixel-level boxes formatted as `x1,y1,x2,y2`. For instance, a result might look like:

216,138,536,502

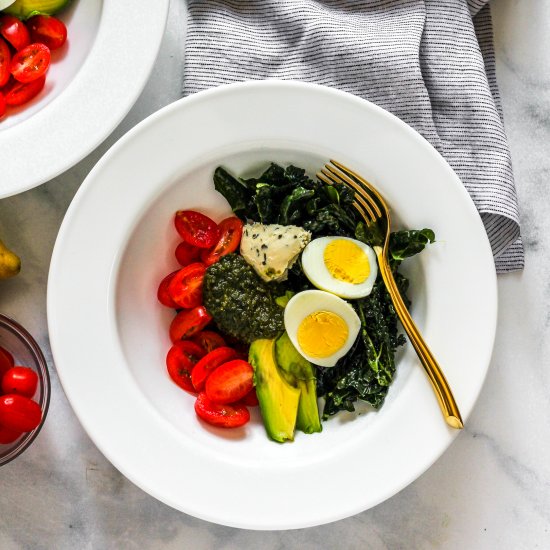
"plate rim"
0,0,170,199
47,80,498,529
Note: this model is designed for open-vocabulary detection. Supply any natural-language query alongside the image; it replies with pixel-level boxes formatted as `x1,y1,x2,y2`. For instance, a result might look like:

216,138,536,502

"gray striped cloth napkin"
182,0,523,273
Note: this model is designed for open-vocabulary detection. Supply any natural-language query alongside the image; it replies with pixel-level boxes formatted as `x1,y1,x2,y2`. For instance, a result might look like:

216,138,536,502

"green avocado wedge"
275,332,322,434
3,0,72,19
249,338,300,443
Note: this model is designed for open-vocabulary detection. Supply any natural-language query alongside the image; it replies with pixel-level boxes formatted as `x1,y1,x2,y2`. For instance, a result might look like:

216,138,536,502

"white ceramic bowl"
0,0,169,198
48,81,497,529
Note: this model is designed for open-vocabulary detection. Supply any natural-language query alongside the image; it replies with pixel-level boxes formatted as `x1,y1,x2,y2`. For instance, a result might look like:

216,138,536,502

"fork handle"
374,248,464,429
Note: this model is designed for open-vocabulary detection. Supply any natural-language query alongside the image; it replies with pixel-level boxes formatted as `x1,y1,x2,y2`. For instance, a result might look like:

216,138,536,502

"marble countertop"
1,0,548,547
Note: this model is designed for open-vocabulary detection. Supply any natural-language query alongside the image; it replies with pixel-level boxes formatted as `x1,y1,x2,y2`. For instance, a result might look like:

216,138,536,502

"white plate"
0,0,169,198
47,81,497,530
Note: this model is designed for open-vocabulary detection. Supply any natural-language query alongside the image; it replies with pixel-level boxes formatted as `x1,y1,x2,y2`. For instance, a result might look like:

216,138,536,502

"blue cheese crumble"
240,222,311,282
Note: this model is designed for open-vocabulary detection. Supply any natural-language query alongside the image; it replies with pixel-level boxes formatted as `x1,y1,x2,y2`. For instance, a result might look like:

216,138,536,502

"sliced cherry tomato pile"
157,210,253,429
0,344,42,444
0,13,68,118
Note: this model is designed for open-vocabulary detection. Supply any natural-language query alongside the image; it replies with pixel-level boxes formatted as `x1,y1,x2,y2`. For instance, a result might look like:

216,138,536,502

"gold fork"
318,160,463,429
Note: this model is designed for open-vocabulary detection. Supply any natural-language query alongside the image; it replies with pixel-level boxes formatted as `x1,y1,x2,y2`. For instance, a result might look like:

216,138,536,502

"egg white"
284,290,361,367
301,236,378,299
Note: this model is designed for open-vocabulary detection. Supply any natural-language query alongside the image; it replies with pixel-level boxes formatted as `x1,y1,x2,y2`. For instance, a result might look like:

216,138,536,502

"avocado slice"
3,0,72,19
249,338,300,443
275,332,322,434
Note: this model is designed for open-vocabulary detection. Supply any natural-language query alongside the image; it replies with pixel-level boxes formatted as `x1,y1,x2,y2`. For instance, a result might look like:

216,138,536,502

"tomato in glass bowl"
0,313,50,466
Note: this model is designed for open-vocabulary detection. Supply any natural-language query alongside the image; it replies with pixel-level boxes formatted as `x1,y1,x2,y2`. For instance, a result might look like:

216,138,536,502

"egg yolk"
297,311,349,358
323,239,370,284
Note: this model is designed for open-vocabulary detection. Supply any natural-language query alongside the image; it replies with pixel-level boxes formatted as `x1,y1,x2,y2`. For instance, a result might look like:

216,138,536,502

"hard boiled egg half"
301,236,378,299
284,290,361,367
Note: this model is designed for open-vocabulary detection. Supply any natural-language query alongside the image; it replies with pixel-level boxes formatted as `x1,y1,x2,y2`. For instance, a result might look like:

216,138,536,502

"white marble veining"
0,0,549,547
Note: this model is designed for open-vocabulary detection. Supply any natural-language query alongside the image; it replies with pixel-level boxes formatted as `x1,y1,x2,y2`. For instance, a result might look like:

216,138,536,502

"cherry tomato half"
0,37,11,87
191,346,239,392
169,306,212,342
10,42,50,83
200,217,244,266
194,392,250,429
174,210,220,249
175,241,201,267
191,331,226,354
0,425,22,444
167,262,206,309
0,346,14,378
2,366,38,398
26,15,67,51
205,359,254,405
166,340,206,393
0,15,30,51
239,388,259,407
5,74,45,105
0,394,42,432
157,270,179,308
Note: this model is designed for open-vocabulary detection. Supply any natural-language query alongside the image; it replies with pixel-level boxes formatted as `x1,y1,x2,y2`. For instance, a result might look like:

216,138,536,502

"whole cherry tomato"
191,346,238,392
174,210,219,249
2,366,38,398
157,270,179,308
175,241,201,266
5,74,45,105
0,37,10,87
0,394,42,432
0,15,30,51
0,425,22,444
10,42,50,83
194,392,250,429
169,306,212,342
0,345,14,378
200,217,244,266
167,262,206,309
205,360,254,405
26,15,67,51
190,331,226,354
0,91,5,118
166,340,206,393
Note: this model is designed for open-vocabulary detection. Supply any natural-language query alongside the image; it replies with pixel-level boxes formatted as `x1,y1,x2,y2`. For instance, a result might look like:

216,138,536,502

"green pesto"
203,254,284,343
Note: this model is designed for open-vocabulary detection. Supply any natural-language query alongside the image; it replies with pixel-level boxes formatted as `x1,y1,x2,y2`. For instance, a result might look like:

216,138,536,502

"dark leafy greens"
213,163,434,418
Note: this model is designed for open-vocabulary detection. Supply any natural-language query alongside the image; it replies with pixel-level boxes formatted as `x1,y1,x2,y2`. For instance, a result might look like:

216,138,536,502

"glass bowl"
0,313,50,466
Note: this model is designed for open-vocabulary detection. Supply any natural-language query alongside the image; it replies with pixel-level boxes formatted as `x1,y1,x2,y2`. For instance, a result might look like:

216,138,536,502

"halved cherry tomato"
191,331,226,354
166,340,206,393
169,306,212,342
167,262,206,309
0,15,30,51
194,392,250,428
205,359,254,404
0,394,42,432
200,217,244,266
26,15,67,51
175,241,201,266
0,425,22,444
5,74,45,105
239,388,259,407
2,366,38,398
0,346,14,377
157,270,179,308
10,42,50,83
191,346,238,392
0,37,10,87
174,210,220,249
